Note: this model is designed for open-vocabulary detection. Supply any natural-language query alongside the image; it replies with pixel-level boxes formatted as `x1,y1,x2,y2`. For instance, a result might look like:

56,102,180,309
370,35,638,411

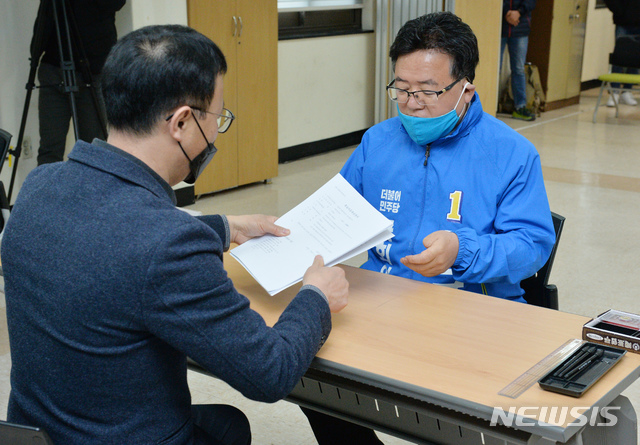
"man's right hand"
302,255,349,313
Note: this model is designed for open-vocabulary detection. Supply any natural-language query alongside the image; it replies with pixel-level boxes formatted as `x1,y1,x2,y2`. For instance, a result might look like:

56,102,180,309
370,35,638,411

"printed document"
231,174,394,295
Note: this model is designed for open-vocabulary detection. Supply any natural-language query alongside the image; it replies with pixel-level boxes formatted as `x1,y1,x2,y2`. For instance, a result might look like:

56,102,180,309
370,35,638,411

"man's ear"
166,106,193,141
463,82,476,103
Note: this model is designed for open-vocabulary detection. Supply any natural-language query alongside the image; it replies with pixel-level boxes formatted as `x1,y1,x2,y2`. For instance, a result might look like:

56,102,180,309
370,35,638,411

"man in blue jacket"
302,11,555,444
3,24,349,445
501,0,537,121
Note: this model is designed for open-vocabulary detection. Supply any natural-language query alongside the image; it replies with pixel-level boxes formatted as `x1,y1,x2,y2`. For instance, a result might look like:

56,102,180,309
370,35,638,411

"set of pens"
552,345,605,381
538,342,626,397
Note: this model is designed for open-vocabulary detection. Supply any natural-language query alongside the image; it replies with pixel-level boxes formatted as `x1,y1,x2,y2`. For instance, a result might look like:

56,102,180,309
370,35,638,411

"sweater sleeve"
142,219,331,403
196,214,230,251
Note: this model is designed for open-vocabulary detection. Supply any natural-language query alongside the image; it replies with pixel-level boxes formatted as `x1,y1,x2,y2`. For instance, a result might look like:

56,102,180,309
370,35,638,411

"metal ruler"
498,338,584,399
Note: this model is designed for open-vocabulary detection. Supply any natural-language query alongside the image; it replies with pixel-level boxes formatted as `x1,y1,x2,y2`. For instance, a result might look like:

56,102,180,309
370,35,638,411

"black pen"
564,349,604,380
554,346,596,378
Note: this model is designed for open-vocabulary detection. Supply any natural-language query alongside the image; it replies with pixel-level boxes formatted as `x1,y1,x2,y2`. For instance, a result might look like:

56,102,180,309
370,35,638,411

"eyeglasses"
190,107,235,133
386,78,463,106
165,107,235,133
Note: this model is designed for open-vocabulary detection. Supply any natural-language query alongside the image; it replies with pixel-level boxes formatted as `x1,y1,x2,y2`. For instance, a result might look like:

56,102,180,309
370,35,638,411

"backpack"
499,63,546,116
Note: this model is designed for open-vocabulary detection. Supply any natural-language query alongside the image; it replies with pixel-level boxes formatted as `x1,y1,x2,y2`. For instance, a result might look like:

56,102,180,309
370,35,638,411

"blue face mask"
398,82,469,146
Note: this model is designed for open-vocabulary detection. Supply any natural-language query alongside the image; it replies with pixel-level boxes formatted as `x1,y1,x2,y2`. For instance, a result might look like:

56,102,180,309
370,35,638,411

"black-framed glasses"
386,78,463,106
165,107,235,133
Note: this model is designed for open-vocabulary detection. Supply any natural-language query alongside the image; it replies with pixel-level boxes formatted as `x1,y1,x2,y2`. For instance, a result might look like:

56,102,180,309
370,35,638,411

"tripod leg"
52,0,80,141
65,0,108,138
75,76,108,142
7,53,40,202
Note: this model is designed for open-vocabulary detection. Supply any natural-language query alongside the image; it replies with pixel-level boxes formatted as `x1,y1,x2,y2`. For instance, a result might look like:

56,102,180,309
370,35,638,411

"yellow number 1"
447,191,462,222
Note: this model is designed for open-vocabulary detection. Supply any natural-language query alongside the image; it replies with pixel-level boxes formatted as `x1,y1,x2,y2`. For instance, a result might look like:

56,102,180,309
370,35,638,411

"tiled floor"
2,88,640,443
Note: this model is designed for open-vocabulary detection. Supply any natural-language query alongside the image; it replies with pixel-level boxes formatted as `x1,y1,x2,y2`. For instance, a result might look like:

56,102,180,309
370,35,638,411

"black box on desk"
582,309,640,354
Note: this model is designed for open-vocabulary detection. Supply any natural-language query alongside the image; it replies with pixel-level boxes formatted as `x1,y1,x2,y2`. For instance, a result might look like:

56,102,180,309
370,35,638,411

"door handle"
233,16,237,36
238,16,243,37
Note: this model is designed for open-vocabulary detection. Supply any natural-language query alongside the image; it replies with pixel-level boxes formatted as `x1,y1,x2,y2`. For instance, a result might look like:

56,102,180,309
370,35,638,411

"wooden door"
528,0,588,108
565,0,588,98
236,0,278,185
187,0,240,194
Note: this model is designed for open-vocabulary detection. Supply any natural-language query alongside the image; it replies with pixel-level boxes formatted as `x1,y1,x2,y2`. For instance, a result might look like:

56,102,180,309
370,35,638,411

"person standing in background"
34,0,126,165
501,0,536,121
604,0,640,107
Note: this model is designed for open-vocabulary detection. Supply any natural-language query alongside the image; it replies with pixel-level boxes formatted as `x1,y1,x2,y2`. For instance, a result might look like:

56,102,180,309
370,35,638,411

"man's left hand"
227,214,290,245
505,10,521,26
400,230,459,277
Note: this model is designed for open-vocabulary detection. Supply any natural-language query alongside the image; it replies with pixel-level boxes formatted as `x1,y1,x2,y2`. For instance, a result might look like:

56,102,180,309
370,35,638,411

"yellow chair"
593,35,640,123
592,73,640,123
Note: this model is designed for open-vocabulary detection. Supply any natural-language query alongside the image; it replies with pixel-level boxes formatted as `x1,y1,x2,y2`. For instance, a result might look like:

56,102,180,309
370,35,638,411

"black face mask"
178,113,217,184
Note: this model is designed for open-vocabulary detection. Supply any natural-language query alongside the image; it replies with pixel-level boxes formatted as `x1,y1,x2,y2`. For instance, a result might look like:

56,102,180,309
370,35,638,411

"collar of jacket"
67,139,178,206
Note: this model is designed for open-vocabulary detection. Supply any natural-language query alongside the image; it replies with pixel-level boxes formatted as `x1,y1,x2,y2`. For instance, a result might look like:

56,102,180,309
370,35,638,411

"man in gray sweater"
3,24,348,445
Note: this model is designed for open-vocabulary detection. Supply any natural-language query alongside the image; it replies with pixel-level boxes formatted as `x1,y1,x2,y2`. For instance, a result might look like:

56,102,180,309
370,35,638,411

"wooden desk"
211,255,640,444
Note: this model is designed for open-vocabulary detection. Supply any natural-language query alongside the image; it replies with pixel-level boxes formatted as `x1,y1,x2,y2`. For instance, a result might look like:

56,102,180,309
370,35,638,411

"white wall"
582,0,616,82
278,33,376,149
0,0,41,202
118,0,187,34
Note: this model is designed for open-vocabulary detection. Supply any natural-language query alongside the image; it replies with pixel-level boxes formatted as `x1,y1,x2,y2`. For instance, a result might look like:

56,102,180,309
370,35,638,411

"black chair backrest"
609,35,640,69
521,212,565,309
0,420,55,445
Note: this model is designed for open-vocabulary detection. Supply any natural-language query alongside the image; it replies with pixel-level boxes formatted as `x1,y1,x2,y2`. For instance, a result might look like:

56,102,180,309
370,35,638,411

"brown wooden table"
198,255,640,444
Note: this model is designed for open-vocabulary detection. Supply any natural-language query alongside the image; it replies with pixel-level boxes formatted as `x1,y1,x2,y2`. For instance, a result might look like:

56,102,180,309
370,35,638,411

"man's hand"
303,255,349,313
226,214,290,245
505,10,521,26
400,230,459,277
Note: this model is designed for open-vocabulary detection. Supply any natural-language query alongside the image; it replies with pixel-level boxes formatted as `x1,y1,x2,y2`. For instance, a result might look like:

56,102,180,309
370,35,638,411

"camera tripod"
6,0,108,202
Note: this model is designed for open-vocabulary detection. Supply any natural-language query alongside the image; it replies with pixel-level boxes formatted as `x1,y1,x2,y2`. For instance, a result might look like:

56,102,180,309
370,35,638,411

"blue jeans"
501,36,529,109
611,26,640,89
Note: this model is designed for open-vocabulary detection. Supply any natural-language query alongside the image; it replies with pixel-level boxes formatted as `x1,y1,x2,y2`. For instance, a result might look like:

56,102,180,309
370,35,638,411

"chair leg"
609,85,620,118
593,82,607,123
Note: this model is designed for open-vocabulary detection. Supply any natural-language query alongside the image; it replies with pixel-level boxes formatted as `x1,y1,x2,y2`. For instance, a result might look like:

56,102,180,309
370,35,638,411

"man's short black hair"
101,24,227,135
389,12,479,83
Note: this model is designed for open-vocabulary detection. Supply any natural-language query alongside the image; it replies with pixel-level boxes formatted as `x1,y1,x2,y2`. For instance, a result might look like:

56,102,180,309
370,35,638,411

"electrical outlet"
22,136,33,159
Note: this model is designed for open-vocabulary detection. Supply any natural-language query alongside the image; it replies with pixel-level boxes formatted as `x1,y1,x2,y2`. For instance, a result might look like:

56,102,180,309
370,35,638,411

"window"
278,1,363,10
278,0,366,40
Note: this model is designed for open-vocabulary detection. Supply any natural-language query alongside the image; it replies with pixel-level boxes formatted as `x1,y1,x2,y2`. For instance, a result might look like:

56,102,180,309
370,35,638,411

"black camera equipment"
7,0,108,202
0,129,12,234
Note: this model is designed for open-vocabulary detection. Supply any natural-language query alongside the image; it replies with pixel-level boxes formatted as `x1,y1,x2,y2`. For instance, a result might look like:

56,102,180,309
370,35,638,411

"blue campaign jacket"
340,93,555,301
3,140,331,444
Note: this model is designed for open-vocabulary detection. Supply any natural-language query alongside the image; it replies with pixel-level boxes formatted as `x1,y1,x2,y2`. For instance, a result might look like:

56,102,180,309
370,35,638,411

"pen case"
538,342,626,397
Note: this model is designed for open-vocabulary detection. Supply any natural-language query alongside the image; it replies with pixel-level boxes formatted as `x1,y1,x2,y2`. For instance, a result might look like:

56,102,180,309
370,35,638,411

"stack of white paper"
230,174,394,295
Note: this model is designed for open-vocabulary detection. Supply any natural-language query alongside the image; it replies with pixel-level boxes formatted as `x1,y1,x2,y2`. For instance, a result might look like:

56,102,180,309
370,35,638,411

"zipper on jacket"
424,144,431,167
410,143,431,262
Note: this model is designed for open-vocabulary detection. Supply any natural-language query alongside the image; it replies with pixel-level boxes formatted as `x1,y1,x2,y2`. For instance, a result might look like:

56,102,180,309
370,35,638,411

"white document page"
230,174,394,295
